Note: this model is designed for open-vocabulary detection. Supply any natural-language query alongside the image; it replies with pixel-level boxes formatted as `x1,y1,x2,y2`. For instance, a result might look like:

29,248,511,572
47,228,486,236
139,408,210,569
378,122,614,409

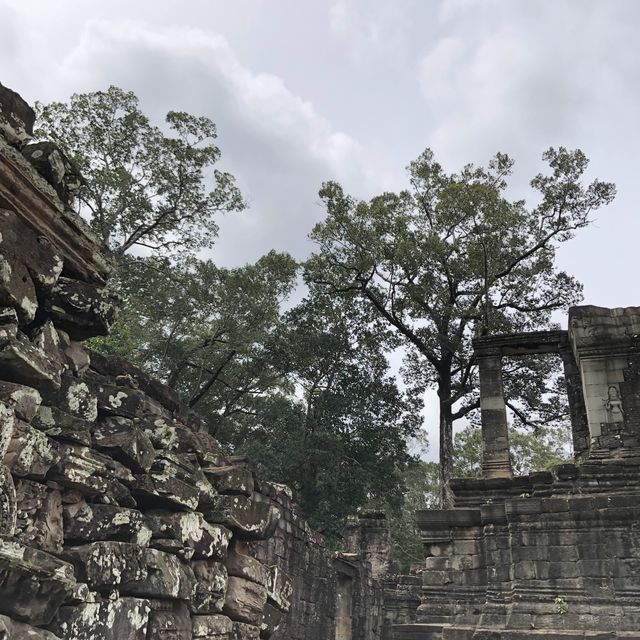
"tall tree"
230,288,422,539
35,86,244,259
307,148,615,506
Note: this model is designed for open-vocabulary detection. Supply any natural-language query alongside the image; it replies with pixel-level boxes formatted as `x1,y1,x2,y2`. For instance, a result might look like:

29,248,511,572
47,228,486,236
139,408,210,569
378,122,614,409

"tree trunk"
438,377,455,509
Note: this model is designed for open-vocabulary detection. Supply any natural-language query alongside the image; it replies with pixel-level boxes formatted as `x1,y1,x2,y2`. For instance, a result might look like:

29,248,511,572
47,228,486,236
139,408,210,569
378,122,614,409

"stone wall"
392,311,640,639
0,82,386,640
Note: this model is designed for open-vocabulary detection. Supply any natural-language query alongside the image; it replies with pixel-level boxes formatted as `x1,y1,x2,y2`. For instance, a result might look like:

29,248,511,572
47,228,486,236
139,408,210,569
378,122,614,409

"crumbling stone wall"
391,311,640,639
0,82,386,640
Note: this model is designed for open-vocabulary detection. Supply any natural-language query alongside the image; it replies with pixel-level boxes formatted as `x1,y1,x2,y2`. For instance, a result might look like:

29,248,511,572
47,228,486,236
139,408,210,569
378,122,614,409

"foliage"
453,421,572,478
35,86,244,259
387,459,439,573
228,288,423,539
307,147,615,505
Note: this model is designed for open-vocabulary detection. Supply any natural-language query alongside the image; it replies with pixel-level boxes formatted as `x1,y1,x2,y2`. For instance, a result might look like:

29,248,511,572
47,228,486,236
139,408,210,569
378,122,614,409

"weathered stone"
23,141,83,205
146,600,191,640
259,602,283,639
45,374,97,422
47,277,119,340
0,307,17,342
205,464,254,497
232,622,260,640
134,452,203,511
0,82,35,147
205,495,281,540
0,401,15,459
3,420,60,479
0,614,61,640
14,479,63,553
123,547,196,600
0,248,37,324
0,537,76,625
0,332,63,394
0,381,41,421
48,597,151,640
0,465,16,535
63,502,147,544
226,541,269,587
31,405,92,446
89,350,182,412
0,210,63,295
266,565,292,613
222,576,267,626
93,416,155,472
64,540,147,589
149,537,194,561
56,329,90,375
146,510,231,560
191,560,228,614
50,443,135,506
192,614,233,638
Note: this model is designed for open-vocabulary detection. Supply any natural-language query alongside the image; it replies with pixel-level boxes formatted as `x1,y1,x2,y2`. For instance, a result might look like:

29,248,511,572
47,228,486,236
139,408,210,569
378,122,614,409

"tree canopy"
35,85,244,259
307,148,615,505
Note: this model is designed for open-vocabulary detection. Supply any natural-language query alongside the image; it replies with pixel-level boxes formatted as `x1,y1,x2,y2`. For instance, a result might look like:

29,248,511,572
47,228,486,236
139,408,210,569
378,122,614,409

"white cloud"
36,19,386,265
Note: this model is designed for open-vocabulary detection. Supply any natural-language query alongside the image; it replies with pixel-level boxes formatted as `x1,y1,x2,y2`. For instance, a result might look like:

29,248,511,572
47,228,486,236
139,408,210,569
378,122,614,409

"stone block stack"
0,81,296,640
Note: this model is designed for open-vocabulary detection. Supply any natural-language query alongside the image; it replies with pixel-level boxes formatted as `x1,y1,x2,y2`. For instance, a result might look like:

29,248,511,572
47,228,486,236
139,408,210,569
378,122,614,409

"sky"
2,0,639,457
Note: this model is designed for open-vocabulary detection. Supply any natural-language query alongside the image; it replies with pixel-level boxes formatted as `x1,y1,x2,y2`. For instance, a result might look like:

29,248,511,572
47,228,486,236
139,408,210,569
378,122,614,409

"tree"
35,86,244,259
229,288,422,539
453,421,572,479
307,148,615,506
92,250,299,422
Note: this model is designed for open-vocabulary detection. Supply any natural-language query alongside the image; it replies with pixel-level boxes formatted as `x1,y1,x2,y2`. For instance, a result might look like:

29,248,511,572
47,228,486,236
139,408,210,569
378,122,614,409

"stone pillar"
559,345,590,459
569,306,640,452
477,350,512,479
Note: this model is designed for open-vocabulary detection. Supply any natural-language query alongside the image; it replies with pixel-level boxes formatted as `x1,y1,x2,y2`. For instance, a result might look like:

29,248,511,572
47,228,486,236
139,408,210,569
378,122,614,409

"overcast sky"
2,0,639,455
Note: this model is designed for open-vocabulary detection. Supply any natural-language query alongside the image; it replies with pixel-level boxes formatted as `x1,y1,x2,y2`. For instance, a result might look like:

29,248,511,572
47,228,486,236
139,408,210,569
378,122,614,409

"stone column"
477,350,512,479
559,345,590,459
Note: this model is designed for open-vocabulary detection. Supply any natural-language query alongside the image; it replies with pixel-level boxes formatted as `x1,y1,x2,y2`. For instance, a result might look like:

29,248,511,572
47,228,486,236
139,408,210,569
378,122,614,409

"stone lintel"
473,330,568,357
0,138,112,284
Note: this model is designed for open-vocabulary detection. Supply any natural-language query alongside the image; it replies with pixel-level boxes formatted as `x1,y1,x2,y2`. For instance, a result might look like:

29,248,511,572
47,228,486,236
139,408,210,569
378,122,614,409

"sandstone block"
48,277,119,340
266,565,292,613
0,381,41,421
51,443,135,506
146,510,231,560
226,540,269,587
192,614,233,638
14,479,62,553
147,600,191,640
0,537,76,625
223,576,267,626
0,82,35,147
0,332,63,394
48,597,151,640
0,614,61,640
3,420,60,479
0,465,16,535
93,415,155,472
31,405,92,446
191,560,228,614
63,502,147,544
205,464,254,497
134,452,203,511
206,495,281,541
23,141,83,205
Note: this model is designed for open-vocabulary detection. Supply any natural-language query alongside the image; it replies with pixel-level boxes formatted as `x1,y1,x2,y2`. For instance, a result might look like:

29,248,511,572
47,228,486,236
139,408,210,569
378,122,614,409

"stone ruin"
0,82,391,640
390,311,640,638
3,79,640,640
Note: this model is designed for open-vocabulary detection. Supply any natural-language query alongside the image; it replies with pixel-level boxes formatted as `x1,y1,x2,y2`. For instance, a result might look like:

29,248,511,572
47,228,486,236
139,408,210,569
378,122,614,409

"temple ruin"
1,81,640,639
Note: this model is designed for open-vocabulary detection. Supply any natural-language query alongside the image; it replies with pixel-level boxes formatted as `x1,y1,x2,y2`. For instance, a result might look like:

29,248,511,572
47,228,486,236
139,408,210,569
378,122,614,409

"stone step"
391,623,446,640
